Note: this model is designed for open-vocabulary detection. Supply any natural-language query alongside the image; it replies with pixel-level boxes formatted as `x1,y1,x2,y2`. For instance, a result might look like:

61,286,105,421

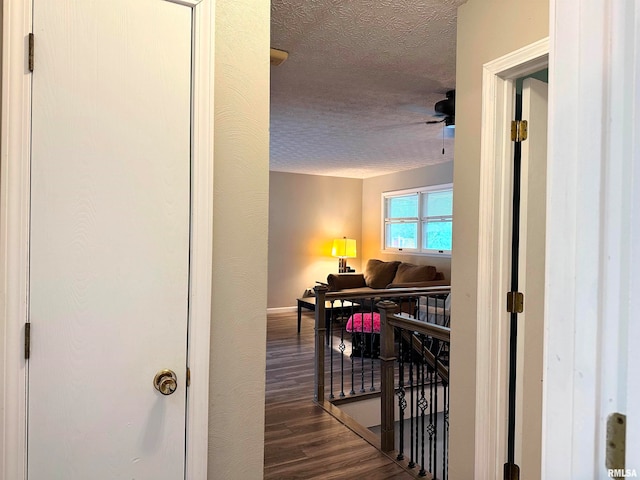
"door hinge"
186,367,191,387
506,291,524,313
511,120,528,142
25,323,31,359
28,33,34,72
503,462,520,480
606,413,626,476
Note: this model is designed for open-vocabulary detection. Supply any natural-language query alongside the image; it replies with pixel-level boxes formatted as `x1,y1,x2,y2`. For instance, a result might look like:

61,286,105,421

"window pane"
424,190,453,217
423,220,452,251
386,222,417,248
387,194,418,219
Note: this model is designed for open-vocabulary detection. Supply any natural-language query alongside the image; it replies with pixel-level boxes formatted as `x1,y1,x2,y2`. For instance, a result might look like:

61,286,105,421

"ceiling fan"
426,90,455,128
391,90,455,139
375,89,456,143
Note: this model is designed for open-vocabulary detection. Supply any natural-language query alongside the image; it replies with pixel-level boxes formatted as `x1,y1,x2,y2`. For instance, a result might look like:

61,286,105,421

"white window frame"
381,183,453,256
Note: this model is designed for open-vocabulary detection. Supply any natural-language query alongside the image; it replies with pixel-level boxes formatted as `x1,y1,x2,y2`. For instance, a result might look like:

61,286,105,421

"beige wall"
450,1,548,479
268,172,362,308
361,162,453,280
210,0,270,477
267,164,455,308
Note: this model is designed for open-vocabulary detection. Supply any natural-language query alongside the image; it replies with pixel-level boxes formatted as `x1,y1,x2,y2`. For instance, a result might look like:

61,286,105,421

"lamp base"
338,258,348,273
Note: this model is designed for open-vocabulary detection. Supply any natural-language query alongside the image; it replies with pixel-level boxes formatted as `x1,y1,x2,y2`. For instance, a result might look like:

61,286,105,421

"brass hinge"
25,323,31,359
606,413,626,476
506,291,524,314
28,33,34,72
503,462,520,480
511,120,528,142
186,367,191,387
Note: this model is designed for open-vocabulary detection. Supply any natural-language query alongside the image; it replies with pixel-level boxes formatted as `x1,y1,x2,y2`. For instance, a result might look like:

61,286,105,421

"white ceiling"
270,0,464,179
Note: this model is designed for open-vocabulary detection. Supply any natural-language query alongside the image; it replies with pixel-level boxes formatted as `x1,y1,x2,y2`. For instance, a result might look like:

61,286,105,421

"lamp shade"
331,237,356,258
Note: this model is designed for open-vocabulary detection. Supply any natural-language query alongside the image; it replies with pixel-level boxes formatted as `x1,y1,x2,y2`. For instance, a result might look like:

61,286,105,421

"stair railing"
313,285,451,479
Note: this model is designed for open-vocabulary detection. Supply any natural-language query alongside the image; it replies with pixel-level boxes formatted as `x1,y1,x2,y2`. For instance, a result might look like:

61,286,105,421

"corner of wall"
209,0,270,476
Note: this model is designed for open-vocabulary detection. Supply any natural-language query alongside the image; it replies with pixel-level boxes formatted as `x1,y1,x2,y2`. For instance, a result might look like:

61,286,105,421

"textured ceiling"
270,0,464,179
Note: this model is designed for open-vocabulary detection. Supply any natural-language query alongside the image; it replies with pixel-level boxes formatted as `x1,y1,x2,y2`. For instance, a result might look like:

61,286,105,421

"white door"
515,77,548,479
28,1,193,478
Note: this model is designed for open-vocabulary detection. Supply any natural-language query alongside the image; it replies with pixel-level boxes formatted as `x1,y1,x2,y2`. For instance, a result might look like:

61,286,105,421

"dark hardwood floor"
263,310,415,479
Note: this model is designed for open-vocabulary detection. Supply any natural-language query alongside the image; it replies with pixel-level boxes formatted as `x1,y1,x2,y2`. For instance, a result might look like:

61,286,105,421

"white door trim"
185,1,214,477
545,1,640,476
475,37,548,479
0,1,214,478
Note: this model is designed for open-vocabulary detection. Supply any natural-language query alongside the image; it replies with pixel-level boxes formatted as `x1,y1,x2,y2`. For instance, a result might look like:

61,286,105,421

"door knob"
154,369,177,395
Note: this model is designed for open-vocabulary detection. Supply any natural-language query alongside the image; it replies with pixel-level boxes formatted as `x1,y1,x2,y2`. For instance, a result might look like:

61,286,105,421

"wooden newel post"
314,285,328,403
377,300,399,452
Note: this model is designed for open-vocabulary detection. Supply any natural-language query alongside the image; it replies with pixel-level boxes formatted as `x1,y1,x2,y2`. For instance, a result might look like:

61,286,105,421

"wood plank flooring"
264,311,415,479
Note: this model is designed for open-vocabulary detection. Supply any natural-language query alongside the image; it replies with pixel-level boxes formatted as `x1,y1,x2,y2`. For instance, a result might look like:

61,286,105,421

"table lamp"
332,237,356,273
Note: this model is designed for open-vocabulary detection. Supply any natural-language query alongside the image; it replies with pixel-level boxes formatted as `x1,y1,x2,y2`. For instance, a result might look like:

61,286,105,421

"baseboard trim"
267,306,297,314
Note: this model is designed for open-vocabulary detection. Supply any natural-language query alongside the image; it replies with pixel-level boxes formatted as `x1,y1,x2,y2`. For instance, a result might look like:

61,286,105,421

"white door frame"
544,1,640,476
0,1,214,478
474,37,549,479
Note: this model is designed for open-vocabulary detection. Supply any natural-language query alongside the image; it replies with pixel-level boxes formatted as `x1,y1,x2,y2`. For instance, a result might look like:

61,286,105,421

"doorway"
28,1,191,476
0,1,214,478
474,38,549,479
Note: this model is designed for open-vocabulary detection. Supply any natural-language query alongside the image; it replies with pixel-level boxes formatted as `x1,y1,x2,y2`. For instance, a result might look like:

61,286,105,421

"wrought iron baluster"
431,352,437,479
349,316,356,395
359,306,366,393
339,301,348,398
443,371,449,480
418,335,427,477
329,300,335,400
338,303,351,398
370,321,376,392
396,329,406,461
408,343,416,469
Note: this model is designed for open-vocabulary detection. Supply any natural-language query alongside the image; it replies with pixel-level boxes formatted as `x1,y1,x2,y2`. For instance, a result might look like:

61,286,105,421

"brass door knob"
154,369,177,395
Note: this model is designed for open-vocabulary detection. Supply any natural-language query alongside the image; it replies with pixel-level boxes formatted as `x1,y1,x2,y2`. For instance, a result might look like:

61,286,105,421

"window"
382,184,453,255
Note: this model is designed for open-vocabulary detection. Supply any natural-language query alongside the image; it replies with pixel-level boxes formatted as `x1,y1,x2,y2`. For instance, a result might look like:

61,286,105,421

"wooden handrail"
400,330,449,385
388,314,450,342
322,286,451,303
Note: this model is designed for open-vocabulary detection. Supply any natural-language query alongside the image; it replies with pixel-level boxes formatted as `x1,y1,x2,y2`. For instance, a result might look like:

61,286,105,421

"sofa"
326,259,448,294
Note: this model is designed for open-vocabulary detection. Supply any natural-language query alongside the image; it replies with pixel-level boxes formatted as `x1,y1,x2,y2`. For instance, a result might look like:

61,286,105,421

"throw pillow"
345,312,381,333
392,263,437,283
326,273,367,291
364,259,401,288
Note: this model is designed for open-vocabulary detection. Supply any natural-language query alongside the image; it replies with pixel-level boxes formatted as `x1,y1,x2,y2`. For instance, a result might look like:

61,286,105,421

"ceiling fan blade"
400,104,438,116
374,121,428,131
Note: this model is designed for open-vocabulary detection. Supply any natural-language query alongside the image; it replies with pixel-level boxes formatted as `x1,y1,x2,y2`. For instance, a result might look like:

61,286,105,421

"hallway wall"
268,172,362,308
210,0,270,477
450,1,549,478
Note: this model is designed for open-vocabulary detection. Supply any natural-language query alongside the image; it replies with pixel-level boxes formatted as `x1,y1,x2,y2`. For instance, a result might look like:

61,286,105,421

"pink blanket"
345,312,381,333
